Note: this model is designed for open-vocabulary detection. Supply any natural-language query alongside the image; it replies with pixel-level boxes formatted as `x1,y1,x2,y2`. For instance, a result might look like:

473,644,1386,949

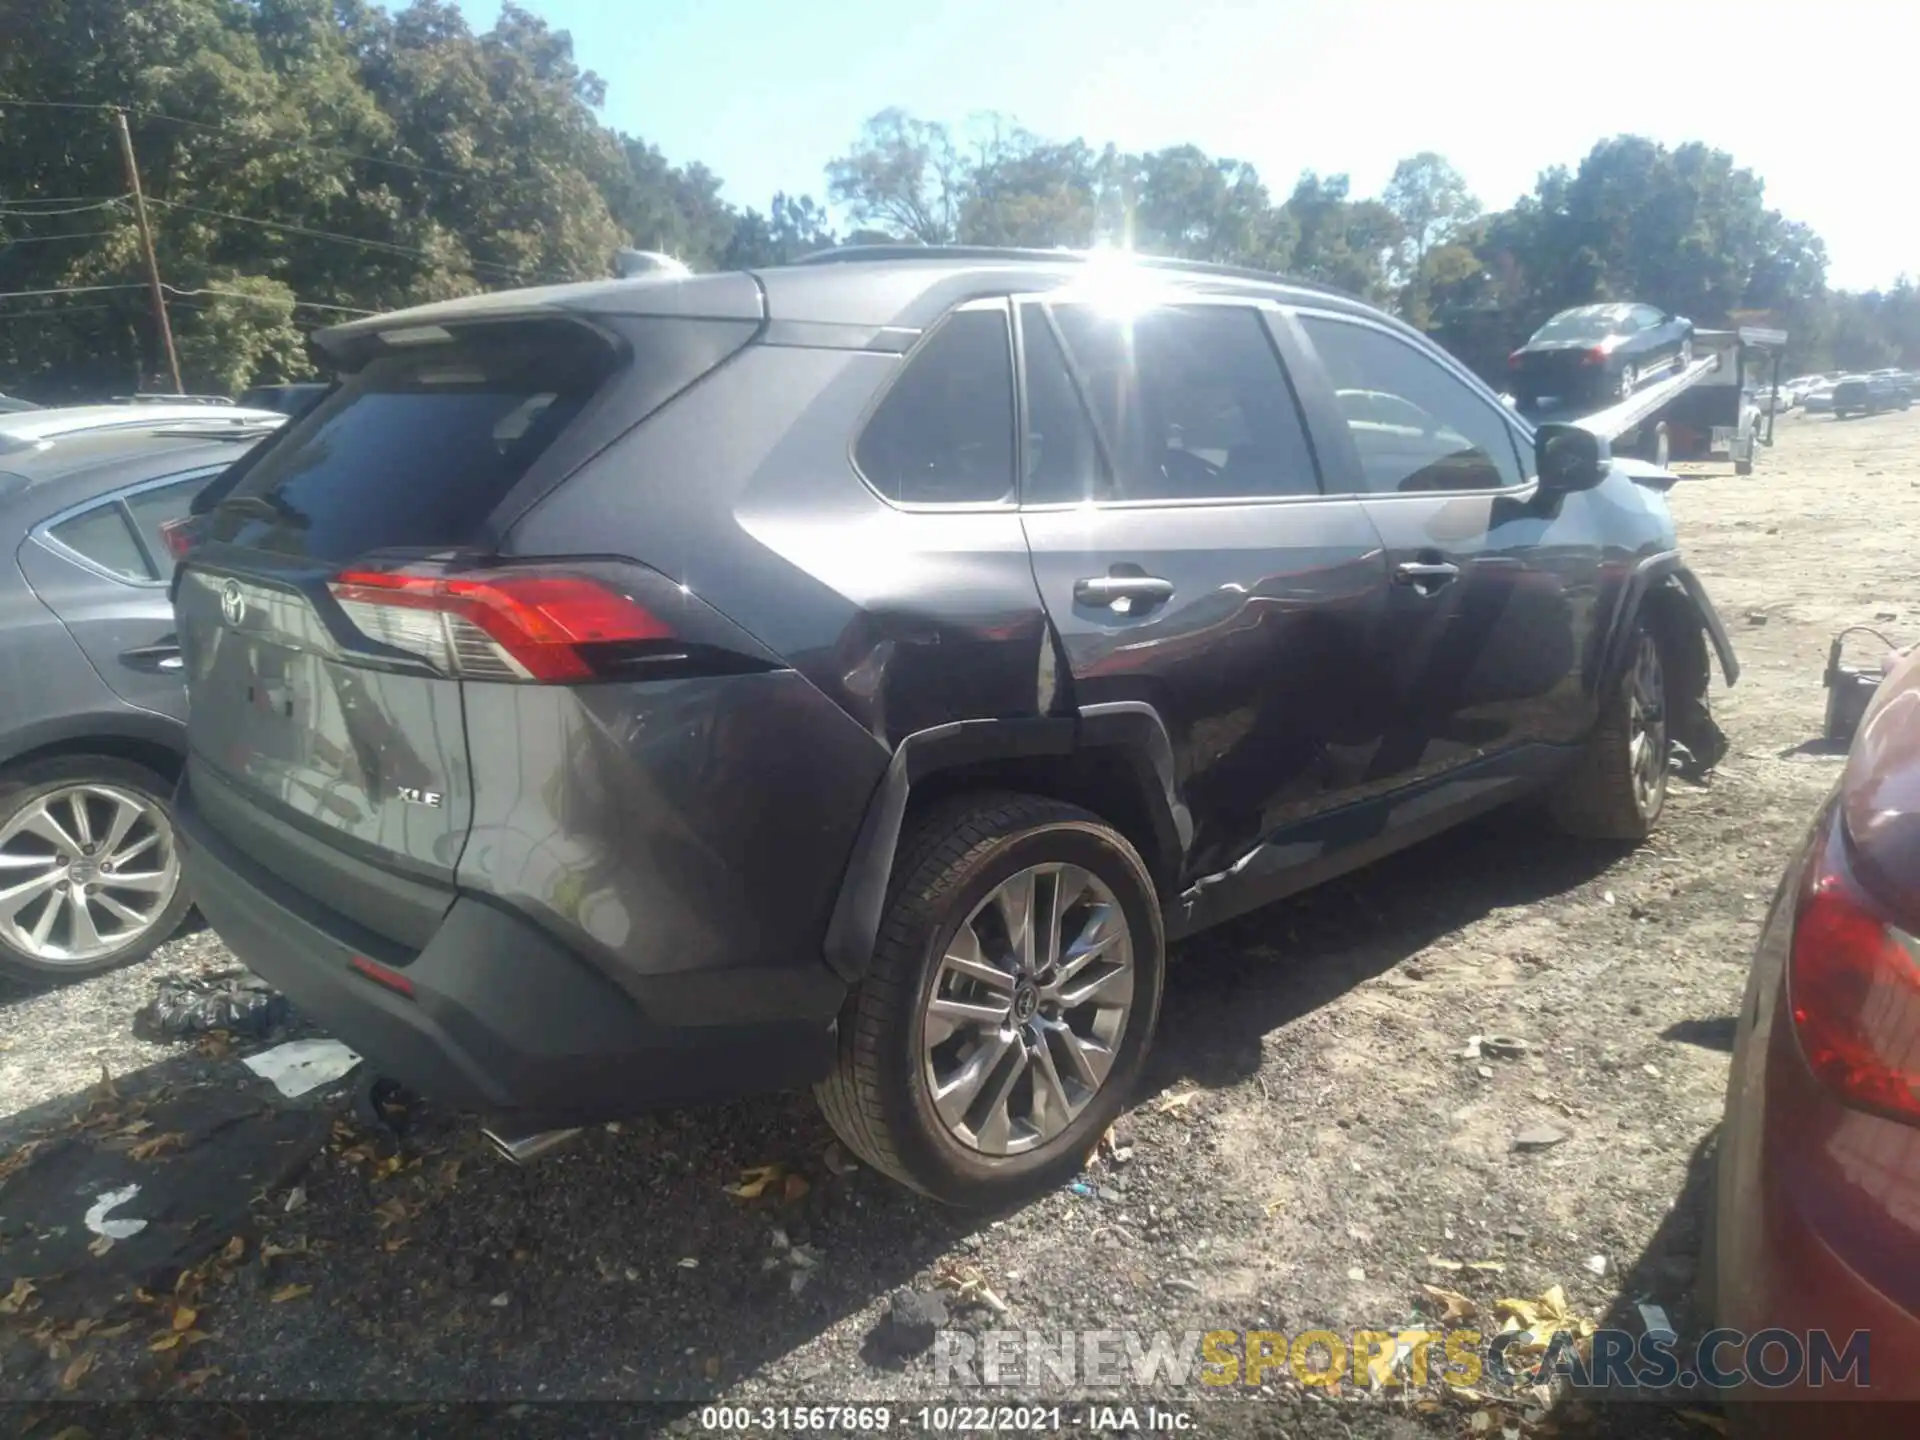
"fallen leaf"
88,1235,115,1257
1427,1257,1464,1271
0,1277,37,1314
117,1119,154,1137
98,1063,119,1099
148,1331,186,1353
270,1284,312,1303
1420,1283,1477,1322
1496,1298,1542,1327
1157,1091,1200,1114
724,1164,785,1199
1465,1260,1507,1274
177,1365,222,1391
382,1237,409,1253
172,1306,198,1332
373,1197,410,1228
782,1172,811,1204
221,1236,245,1264
374,1154,404,1181
0,1138,45,1184
60,1351,95,1390
1539,1284,1573,1320
50,1428,92,1440
261,1240,307,1260
93,1322,131,1339
703,1356,721,1380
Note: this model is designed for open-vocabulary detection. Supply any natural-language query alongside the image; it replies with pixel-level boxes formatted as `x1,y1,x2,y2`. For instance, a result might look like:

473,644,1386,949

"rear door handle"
121,641,184,673
1074,574,1175,614
1393,561,1461,595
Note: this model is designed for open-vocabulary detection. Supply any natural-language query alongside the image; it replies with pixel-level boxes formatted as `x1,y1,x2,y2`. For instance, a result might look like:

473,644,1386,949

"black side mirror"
1535,422,1609,494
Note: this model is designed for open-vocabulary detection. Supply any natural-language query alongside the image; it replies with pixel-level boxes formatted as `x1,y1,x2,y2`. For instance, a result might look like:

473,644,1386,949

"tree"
1382,152,1481,325
825,108,966,244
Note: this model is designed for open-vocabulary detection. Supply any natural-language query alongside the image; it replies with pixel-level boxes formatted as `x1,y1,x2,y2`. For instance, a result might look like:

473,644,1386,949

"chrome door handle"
1393,561,1461,594
1074,575,1175,614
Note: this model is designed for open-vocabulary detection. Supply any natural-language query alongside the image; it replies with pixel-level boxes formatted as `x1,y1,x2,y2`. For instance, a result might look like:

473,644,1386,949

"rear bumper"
177,771,841,1119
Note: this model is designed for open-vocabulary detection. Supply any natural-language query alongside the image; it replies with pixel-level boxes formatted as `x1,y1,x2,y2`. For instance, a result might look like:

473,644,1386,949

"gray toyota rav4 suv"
172,247,1738,1206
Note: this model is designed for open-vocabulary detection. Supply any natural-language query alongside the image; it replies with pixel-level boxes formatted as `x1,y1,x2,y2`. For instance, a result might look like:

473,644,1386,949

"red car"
1713,644,1920,1426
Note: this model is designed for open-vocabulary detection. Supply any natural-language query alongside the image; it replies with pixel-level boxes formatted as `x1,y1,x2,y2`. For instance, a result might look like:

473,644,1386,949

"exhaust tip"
482,1125,582,1165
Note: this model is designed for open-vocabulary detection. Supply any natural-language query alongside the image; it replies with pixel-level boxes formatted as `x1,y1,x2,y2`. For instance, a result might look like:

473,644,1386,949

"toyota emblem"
220,579,246,628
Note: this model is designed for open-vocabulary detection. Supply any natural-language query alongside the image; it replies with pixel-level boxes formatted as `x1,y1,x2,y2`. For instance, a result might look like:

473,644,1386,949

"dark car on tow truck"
170,246,1740,1207
1509,302,1695,411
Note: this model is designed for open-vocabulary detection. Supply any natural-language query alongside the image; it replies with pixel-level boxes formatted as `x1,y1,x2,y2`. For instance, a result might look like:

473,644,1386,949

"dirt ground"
3,405,1916,1437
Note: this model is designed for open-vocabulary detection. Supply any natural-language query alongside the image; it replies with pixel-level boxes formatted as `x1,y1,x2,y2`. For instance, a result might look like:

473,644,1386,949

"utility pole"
112,108,182,394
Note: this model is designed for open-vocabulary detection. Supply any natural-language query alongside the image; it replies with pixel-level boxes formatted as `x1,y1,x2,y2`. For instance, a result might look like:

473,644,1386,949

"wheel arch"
1,712,186,786
820,706,1190,984
1595,552,1738,774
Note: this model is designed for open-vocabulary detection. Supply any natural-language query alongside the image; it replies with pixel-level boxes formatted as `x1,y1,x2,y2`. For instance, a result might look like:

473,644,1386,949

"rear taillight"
1508,351,1524,369
1580,347,1607,366
159,517,194,560
1788,822,1920,1125
328,563,676,682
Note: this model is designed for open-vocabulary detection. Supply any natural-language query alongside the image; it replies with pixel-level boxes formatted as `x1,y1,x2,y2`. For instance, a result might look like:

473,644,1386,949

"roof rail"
110,393,235,407
791,244,1355,302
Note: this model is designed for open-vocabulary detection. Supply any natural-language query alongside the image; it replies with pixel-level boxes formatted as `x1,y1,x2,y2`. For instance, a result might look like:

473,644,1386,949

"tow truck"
1514,325,1786,477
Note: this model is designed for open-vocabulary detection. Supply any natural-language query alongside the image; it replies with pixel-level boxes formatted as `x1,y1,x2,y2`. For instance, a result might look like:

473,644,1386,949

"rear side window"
50,505,152,581
46,472,211,583
212,322,624,560
1047,304,1320,503
855,307,1016,505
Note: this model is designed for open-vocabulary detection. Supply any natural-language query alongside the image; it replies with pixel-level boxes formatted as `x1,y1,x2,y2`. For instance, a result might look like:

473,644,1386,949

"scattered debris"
133,970,289,1042
489,1292,510,1308
1419,1283,1477,1322
242,1038,362,1099
870,1287,949,1359
934,1261,1009,1315
822,1141,858,1176
1584,1255,1608,1276
1512,1125,1568,1153
1156,1090,1201,1115
1346,1266,1367,1281
1481,1036,1530,1059
83,1183,148,1239
1465,1261,1506,1274
677,1257,699,1270
269,1283,312,1303
0,1277,36,1315
283,1186,307,1214
1100,1117,1136,1165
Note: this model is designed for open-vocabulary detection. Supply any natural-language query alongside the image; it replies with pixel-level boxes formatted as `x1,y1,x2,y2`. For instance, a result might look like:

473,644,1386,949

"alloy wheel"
1626,634,1668,817
1619,365,1638,399
921,863,1135,1156
0,784,179,965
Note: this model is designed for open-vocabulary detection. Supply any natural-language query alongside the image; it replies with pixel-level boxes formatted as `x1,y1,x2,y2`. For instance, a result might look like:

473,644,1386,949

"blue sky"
464,0,1911,290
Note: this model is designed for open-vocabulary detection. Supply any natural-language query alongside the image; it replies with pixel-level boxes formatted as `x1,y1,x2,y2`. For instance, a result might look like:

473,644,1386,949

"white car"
0,403,284,456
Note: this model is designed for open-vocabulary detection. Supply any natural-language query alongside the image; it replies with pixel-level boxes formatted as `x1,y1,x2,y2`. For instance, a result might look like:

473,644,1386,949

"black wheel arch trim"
1598,549,1739,695
820,706,1191,984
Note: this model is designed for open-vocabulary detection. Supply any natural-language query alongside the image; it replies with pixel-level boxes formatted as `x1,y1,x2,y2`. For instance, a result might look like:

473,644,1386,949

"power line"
0,231,121,246
0,198,128,217
164,285,375,315
0,96,475,182
144,197,551,281
0,281,376,316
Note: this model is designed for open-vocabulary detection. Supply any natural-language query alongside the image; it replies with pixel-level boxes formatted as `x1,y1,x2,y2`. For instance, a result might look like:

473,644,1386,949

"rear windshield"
209,322,619,560
1529,306,1631,344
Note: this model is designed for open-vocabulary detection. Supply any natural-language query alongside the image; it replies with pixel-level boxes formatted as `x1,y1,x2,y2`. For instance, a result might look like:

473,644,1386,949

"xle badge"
396,787,444,809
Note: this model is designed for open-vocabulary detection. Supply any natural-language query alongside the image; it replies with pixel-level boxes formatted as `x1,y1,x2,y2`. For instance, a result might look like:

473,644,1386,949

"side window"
855,306,1015,505
123,474,211,562
1299,316,1525,494
1632,305,1664,330
48,503,155,582
1044,304,1320,503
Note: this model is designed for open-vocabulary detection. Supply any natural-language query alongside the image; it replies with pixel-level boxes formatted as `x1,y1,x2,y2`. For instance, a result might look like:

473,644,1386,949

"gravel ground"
4,405,1916,1436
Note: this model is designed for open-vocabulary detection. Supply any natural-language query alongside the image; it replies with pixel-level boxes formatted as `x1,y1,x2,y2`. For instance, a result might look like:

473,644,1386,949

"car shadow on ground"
2,807,1631,1405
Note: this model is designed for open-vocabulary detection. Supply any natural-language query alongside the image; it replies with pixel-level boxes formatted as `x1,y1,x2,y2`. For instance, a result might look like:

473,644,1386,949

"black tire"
0,754,191,985
816,791,1165,1207
1549,614,1673,841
